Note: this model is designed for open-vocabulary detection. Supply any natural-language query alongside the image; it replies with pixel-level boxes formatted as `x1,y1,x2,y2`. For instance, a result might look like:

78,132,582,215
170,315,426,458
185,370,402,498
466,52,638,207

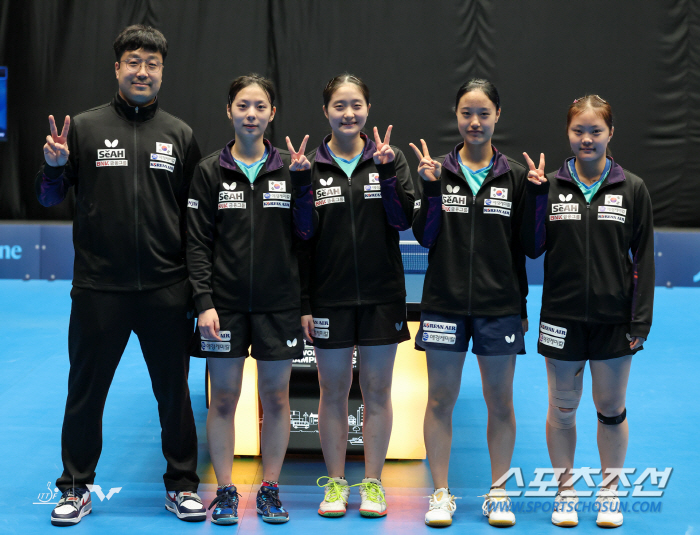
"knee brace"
597,408,626,425
546,368,584,430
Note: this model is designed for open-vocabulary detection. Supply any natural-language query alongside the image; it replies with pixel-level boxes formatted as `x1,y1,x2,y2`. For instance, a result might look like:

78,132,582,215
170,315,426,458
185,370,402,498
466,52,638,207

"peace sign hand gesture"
44,115,71,167
286,135,311,171
373,125,395,164
523,152,547,185
409,139,441,182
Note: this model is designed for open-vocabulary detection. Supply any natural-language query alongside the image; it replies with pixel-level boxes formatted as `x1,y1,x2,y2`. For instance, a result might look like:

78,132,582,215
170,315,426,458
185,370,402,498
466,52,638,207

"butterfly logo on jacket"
222,182,236,190
320,177,333,186
104,139,118,148
446,184,460,193
559,194,573,202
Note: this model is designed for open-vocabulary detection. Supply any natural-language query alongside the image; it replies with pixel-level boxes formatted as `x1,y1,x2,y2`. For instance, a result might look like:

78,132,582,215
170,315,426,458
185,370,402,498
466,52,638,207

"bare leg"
590,355,632,489
423,349,467,489
315,347,355,477
206,357,246,485
358,344,398,479
476,354,517,488
257,359,293,482
545,358,586,491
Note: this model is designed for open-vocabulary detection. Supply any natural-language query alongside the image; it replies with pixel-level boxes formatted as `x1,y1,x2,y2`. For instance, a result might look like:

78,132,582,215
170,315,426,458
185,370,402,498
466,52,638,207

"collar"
112,92,159,122
219,138,283,174
443,143,510,177
315,133,377,166
555,157,625,186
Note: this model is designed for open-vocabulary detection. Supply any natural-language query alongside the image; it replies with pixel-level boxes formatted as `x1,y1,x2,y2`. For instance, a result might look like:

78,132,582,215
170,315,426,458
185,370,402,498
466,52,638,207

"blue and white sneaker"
208,485,241,525
165,491,206,522
256,485,289,523
51,487,92,526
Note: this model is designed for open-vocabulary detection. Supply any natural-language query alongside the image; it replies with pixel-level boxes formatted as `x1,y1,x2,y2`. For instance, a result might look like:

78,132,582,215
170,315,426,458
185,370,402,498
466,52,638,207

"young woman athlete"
521,95,654,529
300,73,415,518
187,74,315,525
410,79,528,528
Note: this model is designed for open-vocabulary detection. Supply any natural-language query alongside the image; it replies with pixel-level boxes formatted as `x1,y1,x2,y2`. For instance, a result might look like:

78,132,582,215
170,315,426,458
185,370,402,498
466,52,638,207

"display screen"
0,67,6,141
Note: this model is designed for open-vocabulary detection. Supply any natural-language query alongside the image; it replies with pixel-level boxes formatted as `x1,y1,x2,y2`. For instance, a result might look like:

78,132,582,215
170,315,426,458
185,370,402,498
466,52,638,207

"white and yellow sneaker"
425,488,457,527
317,476,350,517
481,488,515,527
552,489,579,527
595,488,623,528
355,478,387,517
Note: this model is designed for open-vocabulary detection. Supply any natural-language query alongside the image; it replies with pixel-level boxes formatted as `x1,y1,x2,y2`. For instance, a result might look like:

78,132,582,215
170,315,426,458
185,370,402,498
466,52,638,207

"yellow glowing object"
386,321,428,459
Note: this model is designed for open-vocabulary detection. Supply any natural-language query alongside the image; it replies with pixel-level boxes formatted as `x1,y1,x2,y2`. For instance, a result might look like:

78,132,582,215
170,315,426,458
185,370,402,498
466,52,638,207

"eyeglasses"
573,94,607,104
120,59,164,74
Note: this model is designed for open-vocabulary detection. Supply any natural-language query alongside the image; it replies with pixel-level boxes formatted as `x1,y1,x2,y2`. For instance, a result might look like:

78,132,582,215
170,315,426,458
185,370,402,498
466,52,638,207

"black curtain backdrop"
0,0,698,226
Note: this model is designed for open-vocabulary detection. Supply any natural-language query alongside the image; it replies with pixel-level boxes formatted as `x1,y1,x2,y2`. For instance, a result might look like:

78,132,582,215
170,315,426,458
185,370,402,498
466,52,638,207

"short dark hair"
323,73,370,107
227,73,276,107
113,25,168,62
454,78,500,111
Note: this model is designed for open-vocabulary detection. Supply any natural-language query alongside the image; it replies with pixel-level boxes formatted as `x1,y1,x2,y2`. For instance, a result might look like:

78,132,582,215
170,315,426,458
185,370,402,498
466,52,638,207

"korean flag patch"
605,194,623,206
491,187,508,200
156,142,173,155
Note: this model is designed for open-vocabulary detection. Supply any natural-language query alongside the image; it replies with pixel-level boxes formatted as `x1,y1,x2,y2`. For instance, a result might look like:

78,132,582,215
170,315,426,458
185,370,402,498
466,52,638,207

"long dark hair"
227,73,276,107
454,78,500,111
323,73,370,107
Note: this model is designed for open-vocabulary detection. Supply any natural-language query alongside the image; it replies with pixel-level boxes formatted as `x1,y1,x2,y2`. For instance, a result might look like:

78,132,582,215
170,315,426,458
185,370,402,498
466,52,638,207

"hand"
44,115,71,167
198,308,221,341
301,315,315,343
629,336,645,350
522,318,529,334
286,135,311,171
373,125,395,164
409,139,441,181
523,152,547,185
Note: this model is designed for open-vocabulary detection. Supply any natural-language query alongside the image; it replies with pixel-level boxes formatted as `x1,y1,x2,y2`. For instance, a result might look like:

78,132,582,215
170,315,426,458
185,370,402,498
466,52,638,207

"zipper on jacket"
133,121,141,290
585,203,590,321
249,182,255,312
347,175,362,305
467,194,477,315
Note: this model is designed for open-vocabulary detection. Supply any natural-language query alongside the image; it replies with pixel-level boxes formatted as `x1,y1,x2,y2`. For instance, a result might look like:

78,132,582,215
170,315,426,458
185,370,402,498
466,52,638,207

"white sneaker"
552,489,579,527
425,488,457,527
356,478,387,517
317,476,350,517
596,488,623,528
481,488,515,527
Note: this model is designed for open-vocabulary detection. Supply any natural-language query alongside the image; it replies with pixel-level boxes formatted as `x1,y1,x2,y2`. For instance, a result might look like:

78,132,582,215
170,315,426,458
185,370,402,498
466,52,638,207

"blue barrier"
2,223,699,288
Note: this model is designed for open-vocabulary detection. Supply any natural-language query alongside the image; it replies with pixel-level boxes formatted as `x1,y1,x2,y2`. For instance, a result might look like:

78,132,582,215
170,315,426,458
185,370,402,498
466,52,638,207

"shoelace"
208,488,240,511
317,476,348,504
479,492,512,515
428,492,458,513
259,487,283,510
59,488,85,508
596,491,620,510
351,481,385,504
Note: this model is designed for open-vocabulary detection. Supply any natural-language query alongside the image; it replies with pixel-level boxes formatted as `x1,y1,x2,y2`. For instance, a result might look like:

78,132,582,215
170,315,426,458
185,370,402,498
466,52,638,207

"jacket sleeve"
377,147,415,231
521,178,550,259
186,163,217,314
511,172,529,319
35,119,78,206
291,169,317,240
179,134,202,246
412,178,443,248
629,179,655,338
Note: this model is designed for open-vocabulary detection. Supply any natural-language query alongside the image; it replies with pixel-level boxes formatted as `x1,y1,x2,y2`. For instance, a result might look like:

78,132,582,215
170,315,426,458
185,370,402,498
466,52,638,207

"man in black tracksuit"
37,25,205,526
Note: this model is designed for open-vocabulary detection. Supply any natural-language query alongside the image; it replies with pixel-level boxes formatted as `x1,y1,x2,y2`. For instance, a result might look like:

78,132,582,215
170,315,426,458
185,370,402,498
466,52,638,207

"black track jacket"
187,140,315,314
413,145,528,318
35,93,201,291
521,158,654,338
300,134,415,314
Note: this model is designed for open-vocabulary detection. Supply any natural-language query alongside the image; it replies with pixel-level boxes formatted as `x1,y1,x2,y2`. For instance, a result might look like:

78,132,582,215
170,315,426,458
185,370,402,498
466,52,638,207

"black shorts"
537,318,643,361
196,309,303,361
310,301,410,349
415,312,525,355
